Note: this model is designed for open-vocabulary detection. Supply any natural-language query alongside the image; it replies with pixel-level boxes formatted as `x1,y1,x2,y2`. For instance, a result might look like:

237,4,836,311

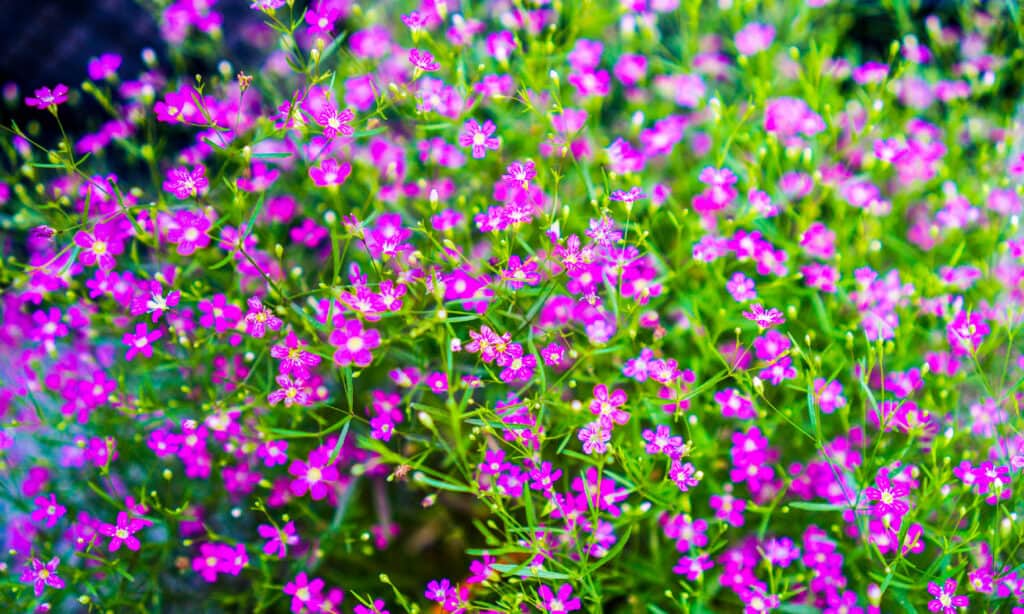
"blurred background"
0,0,261,134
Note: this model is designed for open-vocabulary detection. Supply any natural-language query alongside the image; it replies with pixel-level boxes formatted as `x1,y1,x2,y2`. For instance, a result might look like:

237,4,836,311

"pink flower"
25,84,69,110
270,331,322,378
267,375,312,407
257,521,298,558
288,449,339,500
20,557,65,597
317,106,354,139
538,583,581,614
74,227,123,270
309,157,352,187
198,294,242,333
31,493,66,528
735,22,775,55
742,303,785,328
673,553,713,580
578,420,611,455
329,318,381,367
88,53,122,80
502,160,536,187
610,186,646,203
814,378,847,414
726,272,757,302
458,119,500,158
863,468,910,518
166,209,212,255
409,48,440,71
710,493,747,527
284,572,327,612
244,297,283,338
485,31,517,62
946,310,989,356
163,165,208,199
99,511,147,551
589,384,629,427
122,323,163,361
192,542,245,582
502,255,540,289
251,0,287,9
926,578,969,614
353,598,389,614
257,440,289,467
670,461,700,492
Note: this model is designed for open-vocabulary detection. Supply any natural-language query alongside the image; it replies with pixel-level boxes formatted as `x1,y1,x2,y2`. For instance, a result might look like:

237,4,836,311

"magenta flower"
122,322,162,361
163,165,208,199
742,303,785,329
353,598,390,614
538,583,581,614
166,209,212,255
466,325,510,363
198,293,242,333
244,297,283,338
863,468,910,518
288,449,339,500
726,272,757,302
670,461,700,492
458,119,500,158
270,331,322,378
329,318,381,368
88,53,122,80
99,511,147,552
191,542,243,583
25,84,69,110
946,310,989,356
20,557,65,597
74,227,123,270
257,440,289,467
309,157,352,187
267,375,312,407
673,553,713,581
578,420,611,455
502,160,536,187
589,384,629,427
498,349,537,383
409,48,440,72
31,493,66,528
257,521,298,558
609,186,646,204
284,572,326,613
735,22,776,55
709,493,746,527
502,255,540,289
926,578,969,614
317,105,354,139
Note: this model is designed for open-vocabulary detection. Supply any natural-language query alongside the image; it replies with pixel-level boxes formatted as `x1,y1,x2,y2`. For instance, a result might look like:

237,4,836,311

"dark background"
0,0,260,135
0,0,969,132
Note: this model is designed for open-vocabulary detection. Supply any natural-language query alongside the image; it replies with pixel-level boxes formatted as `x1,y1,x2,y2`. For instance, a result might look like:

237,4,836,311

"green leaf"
491,563,570,580
788,501,850,511
413,473,471,493
251,151,292,159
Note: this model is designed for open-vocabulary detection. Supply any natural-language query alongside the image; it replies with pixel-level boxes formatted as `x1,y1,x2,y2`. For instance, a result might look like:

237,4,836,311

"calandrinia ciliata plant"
1,0,1023,612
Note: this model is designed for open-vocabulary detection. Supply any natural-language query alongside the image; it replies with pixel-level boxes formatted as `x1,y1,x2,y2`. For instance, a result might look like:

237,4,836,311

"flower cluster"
1,0,1022,612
